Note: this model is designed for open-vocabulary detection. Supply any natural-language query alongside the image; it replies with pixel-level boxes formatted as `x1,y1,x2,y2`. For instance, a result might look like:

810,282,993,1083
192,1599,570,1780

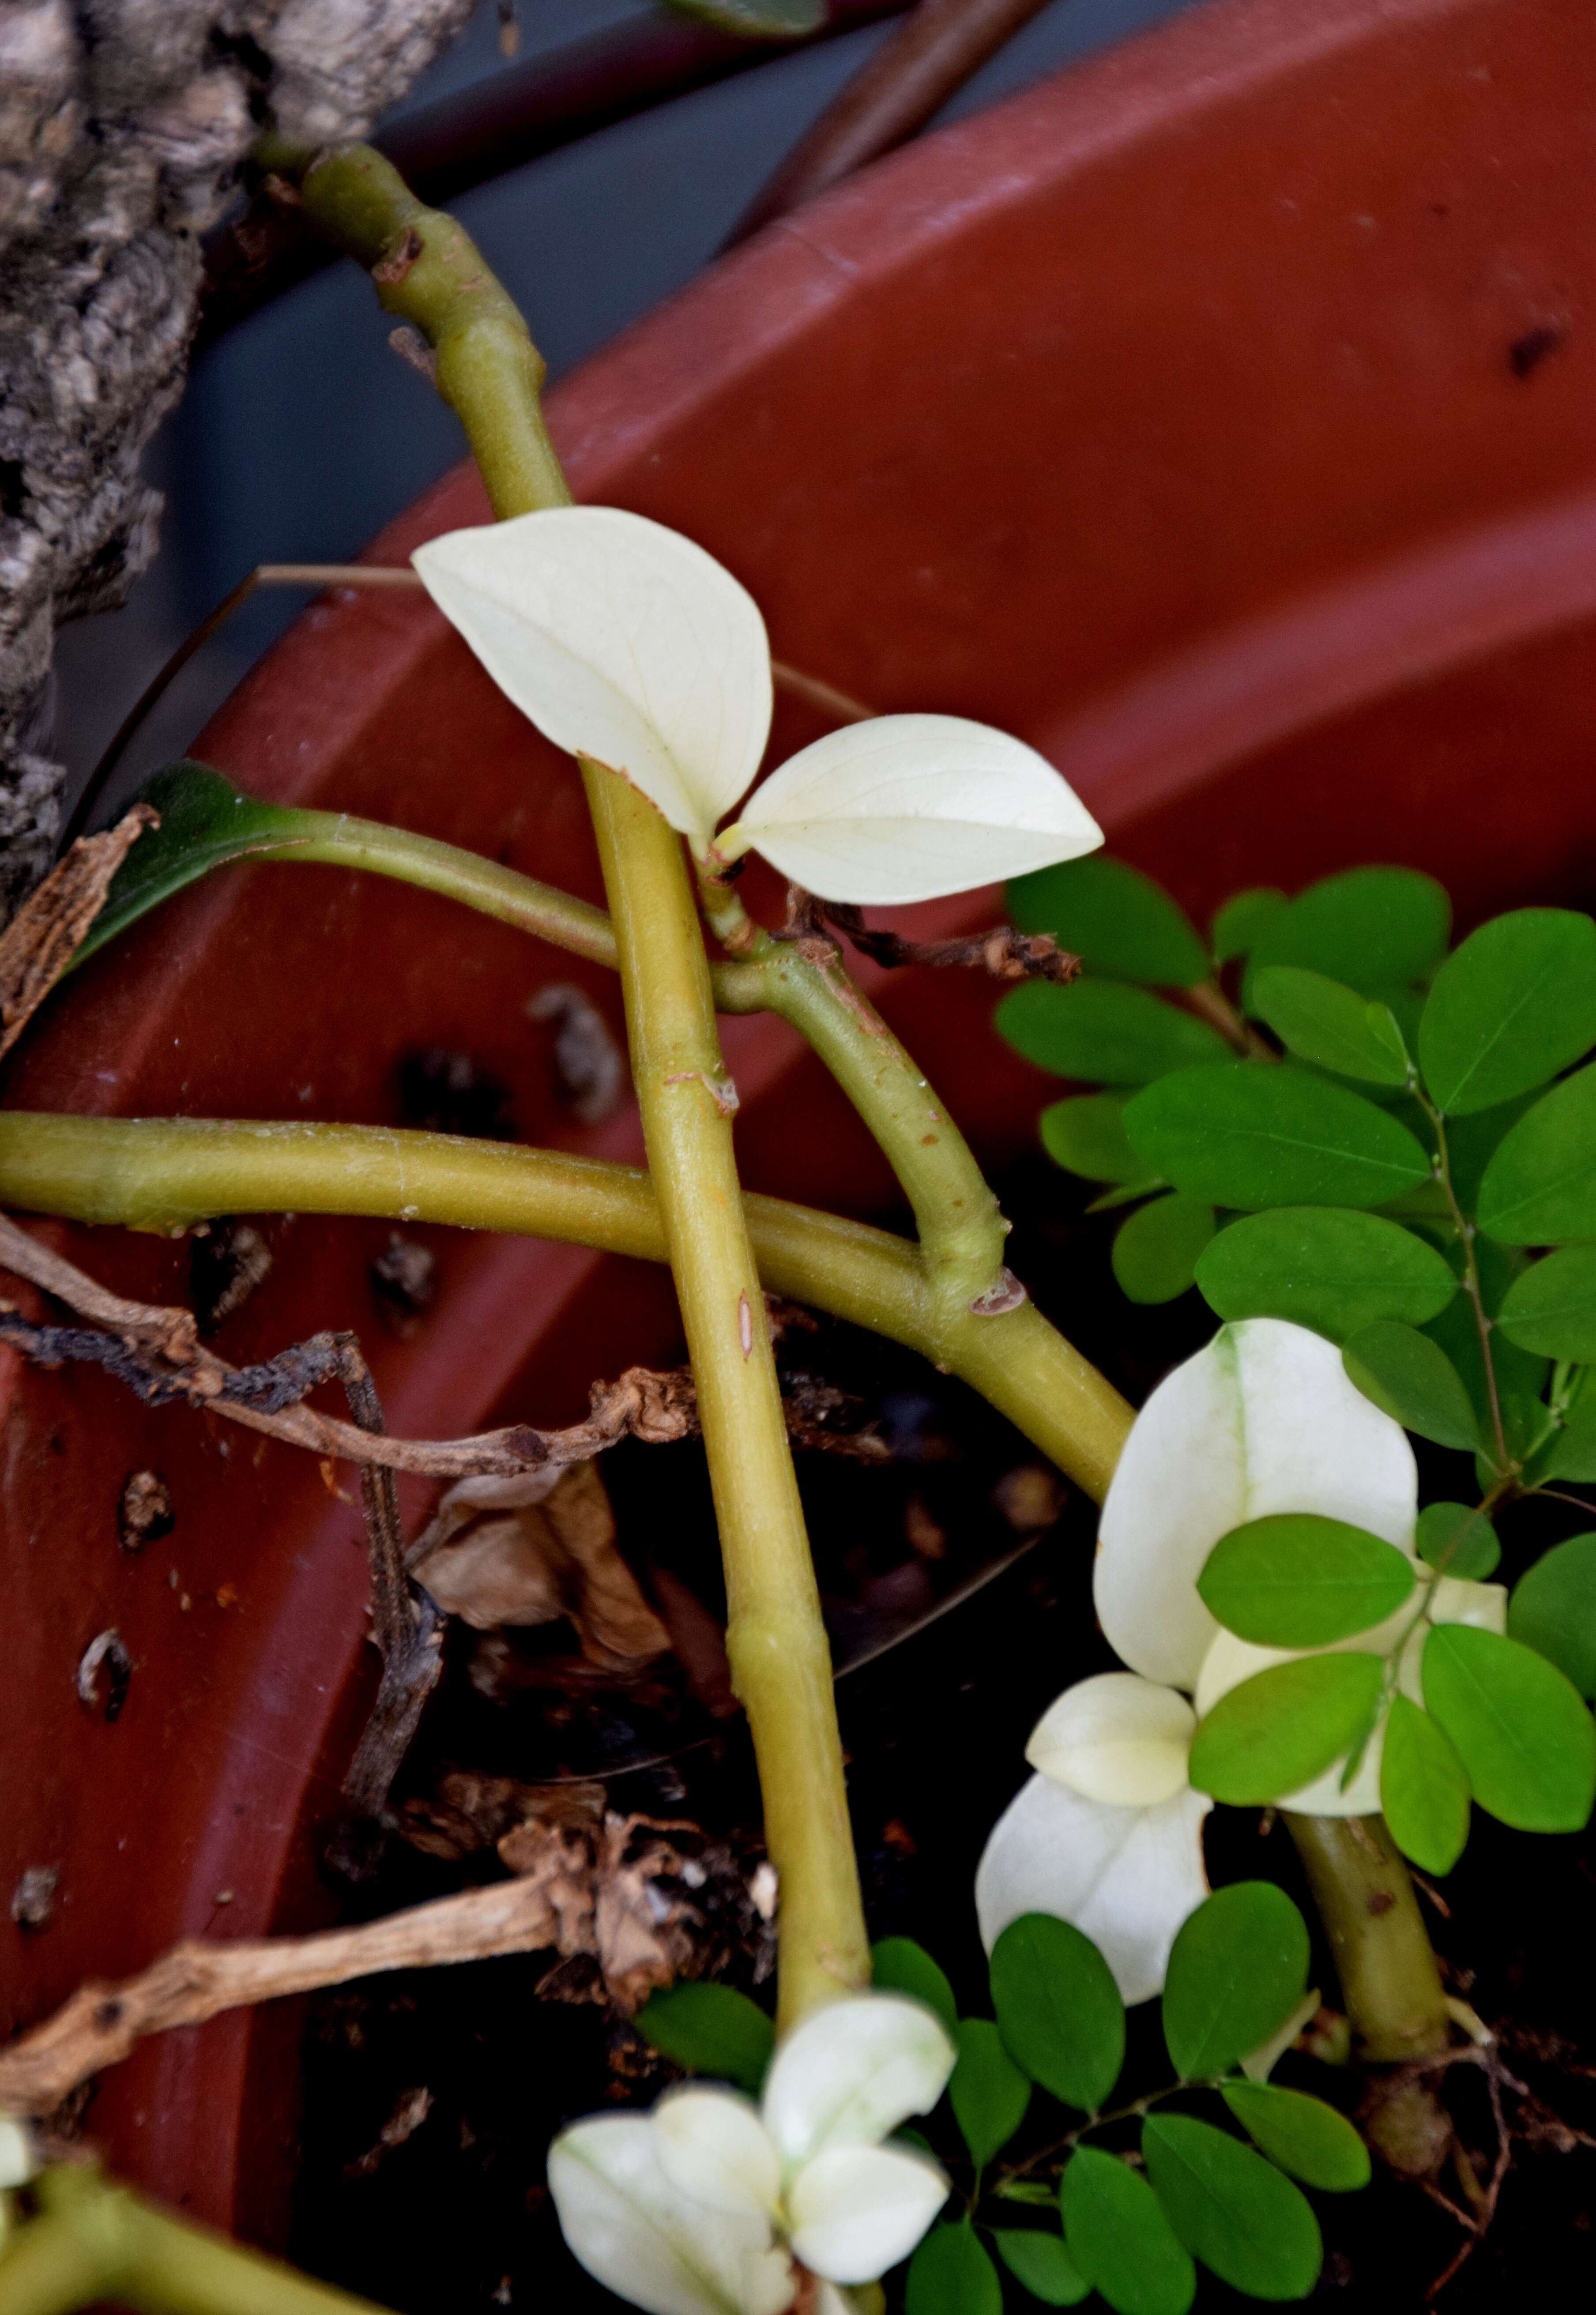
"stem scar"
663,1069,740,1117
738,1291,753,1359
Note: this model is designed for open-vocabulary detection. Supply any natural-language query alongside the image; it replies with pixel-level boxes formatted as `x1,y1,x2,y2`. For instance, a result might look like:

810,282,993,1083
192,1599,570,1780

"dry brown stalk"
0,805,156,1061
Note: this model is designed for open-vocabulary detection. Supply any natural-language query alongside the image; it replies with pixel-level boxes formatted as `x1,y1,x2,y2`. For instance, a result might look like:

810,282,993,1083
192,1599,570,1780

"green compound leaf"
1218,2083,1371,2192
1423,1625,1596,1833
1250,967,1410,1086
950,2018,1031,2168
1142,2114,1322,2301
1195,1208,1456,1343
1379,1694,1472,1875
71,762,305,968
996,981,1230,1085
1415,1501,1500,1581
1418,907,1596,1117
1111,1193,1215,1304
906,2223,1002,2315
1342,1321,1480,1451
994,2229,1091,2306
991,1914,1125,2114
1477,1063,1596,1244
1039,1093,1161,1186
1497,1247,1596,1361
1061,2148,1196,2315
1507,1534,1596,1699
1212,888,1287,966
1161,1883,1310,2081
1244,866,1451,999
870,1935,959,2038
1197,1514,1415,1649
632,1981,773,2095
661,0,824,37
1008,856,1210,988
1188,1653,1387,1806
1123,1065,1431,1212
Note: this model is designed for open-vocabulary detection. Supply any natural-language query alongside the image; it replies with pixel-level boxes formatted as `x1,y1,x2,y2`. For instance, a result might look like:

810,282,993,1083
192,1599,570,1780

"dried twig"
0,807,156,1060
778,886,1078,984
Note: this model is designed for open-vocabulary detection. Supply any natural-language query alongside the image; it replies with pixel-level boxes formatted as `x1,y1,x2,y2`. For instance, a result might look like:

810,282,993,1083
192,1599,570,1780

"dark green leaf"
1418,908,1596,1116
1379,1694,1472,1875
1415,1502,1500,1581
1061,2148,1195,2315
950,2018,1031,2167
994,2228,1091,2306
661,0,824,37
1508,1534,1596,1698
1245,867,1451,999
1539,1374,1596,1481
1342,1322,1480,1451
1219,2083,1371,2192
1188,1653,1387,1805
1143,2114,1322,2300
1477,1063,1596,1244
1250,967,1409,1085
1111,1193,1215,1304
1123,1065,1431,1211
997,2179,1061,2208
1161,1883,1310,2080
1212,888,1287,966
71,762,306,968
990,1914,1125,2112
1442,1094,1539,1210
995,981,1229,1085
1039,1093,1160,1186
1195,1208,1456,1343
870,1936,959,2037
1197,1515,1415,1648
1423,1252,1549,1466
1497,1248,1596,1361
631,1982,773,2094
906,2224,1002,2315
1008,857,1209,987
1423,1625,1596,1833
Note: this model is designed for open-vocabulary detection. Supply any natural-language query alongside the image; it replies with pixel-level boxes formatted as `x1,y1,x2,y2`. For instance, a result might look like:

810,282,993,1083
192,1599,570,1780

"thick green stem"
1285,1815,1450,2063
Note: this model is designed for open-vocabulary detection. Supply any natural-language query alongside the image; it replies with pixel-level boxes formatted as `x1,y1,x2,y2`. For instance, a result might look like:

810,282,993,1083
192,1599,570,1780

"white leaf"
974,1773,1212,2005
655,2089,781,2223
412,507,772,839
721,715,1102,904
787,2144,949,2285
1239,1988,1321,2083
548,2115,793,2315
1096,1319,1417,1690
0,2117,35,2190
761,1995,955,2173
1026,1672,1196,1806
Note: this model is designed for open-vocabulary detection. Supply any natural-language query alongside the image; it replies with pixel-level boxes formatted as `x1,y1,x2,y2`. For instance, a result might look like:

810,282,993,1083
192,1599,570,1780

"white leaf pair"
977,1319,1506,2002
548,1993,955,2315
412,508,1102,903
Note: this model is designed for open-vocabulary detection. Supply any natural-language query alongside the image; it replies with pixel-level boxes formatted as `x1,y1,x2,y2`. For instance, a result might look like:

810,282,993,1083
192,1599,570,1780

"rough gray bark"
0,0,474,918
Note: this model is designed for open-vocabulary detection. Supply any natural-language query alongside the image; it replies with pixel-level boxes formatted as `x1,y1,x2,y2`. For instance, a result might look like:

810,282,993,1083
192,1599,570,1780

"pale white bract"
412,507,1102,903
547,1994,954,2315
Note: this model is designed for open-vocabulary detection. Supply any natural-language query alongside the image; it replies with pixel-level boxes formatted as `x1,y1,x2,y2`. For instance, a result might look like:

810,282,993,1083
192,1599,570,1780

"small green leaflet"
1422,1626,1596,1833
949,2018,1031,2168
1442,1092,1540,1209
1417,907,1596,1116
990,1914,1125,2113
1212,888,1287,966
1141,2115,1322,2301
1415,1501,1500,1581
1478,1063,1596,1244
906,2223,1002,2315
1535,1372,1596,1482
1507,1534,1596,1699
1195,1207,1456,1342
993,2228,1090,2306
1250,967,1409,1085
1496,1247,1596,1361
1188,1653,1387,1805
71,762,304,968
1244,866,1451,998
1061,2147,1195,2315
1123,1065,1432,1211
871,1935,959,2036
661,0,824,36
995,981,1229,1084
1342,1321,1480,1452
1008,856,1210,987
1218,2083,1371,2193
1424,1271,1549,1467
1111,1193,1214,1303
1197,1514,1415,1648
631,1982,773,2094
1039,1093,1160,1186
1378,1694,1472,1875
1161,1883,1310,2080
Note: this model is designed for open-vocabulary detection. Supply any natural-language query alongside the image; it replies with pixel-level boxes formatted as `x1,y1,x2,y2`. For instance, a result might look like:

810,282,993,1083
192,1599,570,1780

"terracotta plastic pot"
4,0,1594,2243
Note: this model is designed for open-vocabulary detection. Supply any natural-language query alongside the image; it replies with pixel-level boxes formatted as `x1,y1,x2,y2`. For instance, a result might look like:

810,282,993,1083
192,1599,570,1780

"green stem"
1414,1086,1509,1476
583,764,868,2027
1284,1816,1449,2064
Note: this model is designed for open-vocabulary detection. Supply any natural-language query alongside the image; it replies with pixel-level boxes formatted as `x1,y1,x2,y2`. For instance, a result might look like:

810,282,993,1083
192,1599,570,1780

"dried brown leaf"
0,806,156,1062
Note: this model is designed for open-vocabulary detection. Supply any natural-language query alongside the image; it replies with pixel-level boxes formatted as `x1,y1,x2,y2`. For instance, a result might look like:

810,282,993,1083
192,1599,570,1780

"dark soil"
288,1153,1596,2313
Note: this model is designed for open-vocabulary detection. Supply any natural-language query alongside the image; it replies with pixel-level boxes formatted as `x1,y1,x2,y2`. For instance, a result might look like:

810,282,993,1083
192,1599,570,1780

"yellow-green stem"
1285,1816,1449,2066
